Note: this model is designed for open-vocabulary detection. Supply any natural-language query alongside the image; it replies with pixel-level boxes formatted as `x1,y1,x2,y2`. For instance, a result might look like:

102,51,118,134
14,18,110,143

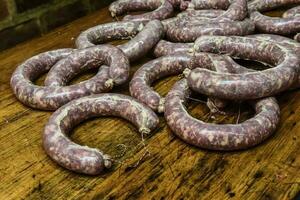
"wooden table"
0,6,299,200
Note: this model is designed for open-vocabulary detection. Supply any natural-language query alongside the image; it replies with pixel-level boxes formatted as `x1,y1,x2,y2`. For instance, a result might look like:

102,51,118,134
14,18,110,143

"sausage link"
45,45,129,89
109,0,161,17
180,0,230,10
186,36,300,100
76,20,164,62
295,32,300,41
153,40,254,111
247,33,300,47
190,53,254,112
283,5,300,18
10,46,128,110
130,52,252,113
76,21,143,49
122,0,174,23
216,0,248,21
166,19,255,42
119,20,165,61
43,94,159,175
179,0,248,20
250,11,300,35
164,79,280,150
247,34,300,88
161,16,180,30
168,0,191,8
174,0,248,27
177,9,225,19
248,0,300,12
153,40,193,57
130,54,193,112
109,0,185,16
173,16,232,27
283,6,300,39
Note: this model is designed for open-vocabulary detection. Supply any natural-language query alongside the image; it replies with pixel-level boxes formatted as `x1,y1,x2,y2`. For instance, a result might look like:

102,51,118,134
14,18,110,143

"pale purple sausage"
248,0,300,12
76,20,164,62
164,79,280,150
43,94,159,175
45,45,129,89
130,54,193,112
153,40,193,57
174,0,249,23
190,53,255,112
180,0,230,10
168,0,191,8
130,52,253,113
10,47,127,110
173,16,232,26
283,5,300,18
247,33,300,47
179,0,248,20
161,17,183,33
186,36,300,100
247,34,300,88
295,32,300,41
247,34,300,55
109,0,184,16
76,21,143,49
152,40,251,113
166,19,255,42
119,20,165,61
177,9,225,19
283,6,300,39
174,0,248,26
250,11,300,35
122,0,174,23
215,0,248,21
109,0,159,17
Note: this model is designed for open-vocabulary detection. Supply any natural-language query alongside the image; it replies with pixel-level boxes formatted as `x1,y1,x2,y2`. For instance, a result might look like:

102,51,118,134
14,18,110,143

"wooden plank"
0,6,299,200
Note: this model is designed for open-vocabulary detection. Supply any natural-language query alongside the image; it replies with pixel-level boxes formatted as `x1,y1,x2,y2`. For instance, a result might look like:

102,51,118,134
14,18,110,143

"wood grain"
0,6,299,200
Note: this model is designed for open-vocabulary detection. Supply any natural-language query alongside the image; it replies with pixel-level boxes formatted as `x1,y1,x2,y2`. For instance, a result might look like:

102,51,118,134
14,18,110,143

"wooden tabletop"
0,6,299,200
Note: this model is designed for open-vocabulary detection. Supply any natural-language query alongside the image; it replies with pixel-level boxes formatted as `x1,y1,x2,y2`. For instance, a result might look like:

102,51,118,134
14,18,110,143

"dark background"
0,0,113,51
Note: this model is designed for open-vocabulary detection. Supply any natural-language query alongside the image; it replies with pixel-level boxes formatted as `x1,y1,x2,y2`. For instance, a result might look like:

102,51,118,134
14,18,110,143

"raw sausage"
153,40,193,57
76,21,143,49
109,0,165,17
186,36,300,100
177,9,225,18
43,94,159,175
247,33,300,47
109,0,184,17
248,0,300,12
130,52,253,113
76,20,164,62
130,54,193,112
166,19,255,42
180,0,230,10
161,17,180,30
247,34,300,88
118,20,165,61
216,0,248,21
283,5,300,18
168,0,191,8
45,45,129,89
250,11,300,35
120,0,174,23
10,46,129,110
295,32,300,41
180,0,247,21
164,79,280,150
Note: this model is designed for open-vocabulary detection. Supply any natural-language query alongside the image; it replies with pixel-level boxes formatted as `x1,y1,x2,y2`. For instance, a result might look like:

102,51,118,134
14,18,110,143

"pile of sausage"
10,0,300,175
